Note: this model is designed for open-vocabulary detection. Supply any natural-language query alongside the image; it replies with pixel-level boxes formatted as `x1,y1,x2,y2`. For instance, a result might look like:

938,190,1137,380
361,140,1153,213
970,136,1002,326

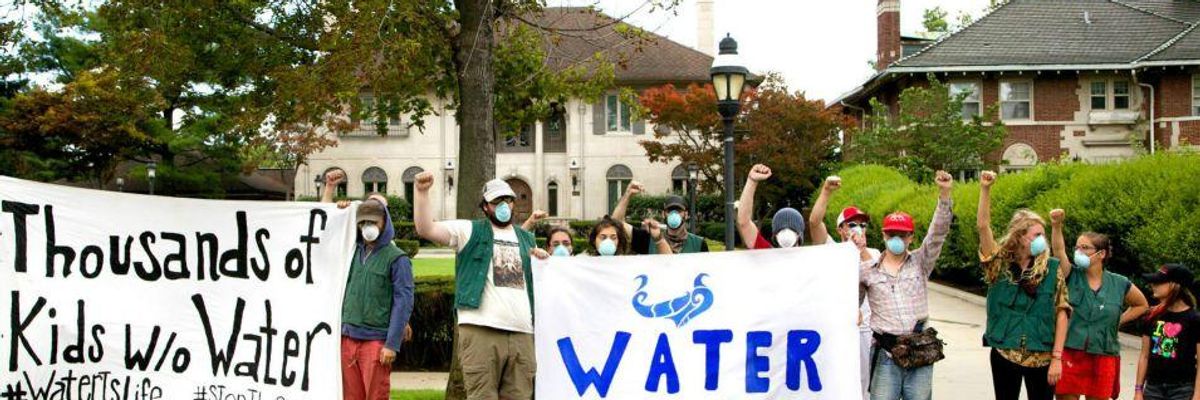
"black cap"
1144,263,1194,286
664,195,687,211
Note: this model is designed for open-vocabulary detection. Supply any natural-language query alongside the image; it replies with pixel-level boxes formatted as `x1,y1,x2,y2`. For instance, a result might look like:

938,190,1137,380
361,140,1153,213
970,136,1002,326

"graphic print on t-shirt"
1151,321,1183,359
492,239,525,289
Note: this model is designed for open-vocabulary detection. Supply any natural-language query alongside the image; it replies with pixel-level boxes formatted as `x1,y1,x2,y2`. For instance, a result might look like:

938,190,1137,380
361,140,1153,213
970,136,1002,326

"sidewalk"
390,282,1146,397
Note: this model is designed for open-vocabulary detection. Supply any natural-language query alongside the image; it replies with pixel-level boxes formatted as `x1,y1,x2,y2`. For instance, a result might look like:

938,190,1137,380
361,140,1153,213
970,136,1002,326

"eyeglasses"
846,222,869,230
884,231,913,239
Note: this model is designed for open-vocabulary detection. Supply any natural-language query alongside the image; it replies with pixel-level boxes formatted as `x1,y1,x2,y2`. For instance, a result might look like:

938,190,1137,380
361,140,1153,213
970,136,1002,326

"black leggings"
990,349,1054,400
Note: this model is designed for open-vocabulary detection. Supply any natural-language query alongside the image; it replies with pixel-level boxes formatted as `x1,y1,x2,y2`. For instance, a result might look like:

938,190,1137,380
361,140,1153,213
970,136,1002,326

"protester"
545,226,575,257
861,170,954,400
1048,209,1149,400
734,164,810,250
583,215,671,256
611,181,709,254
1135,264,1200,400
412,173,538,400
977,170,1068,400
322,170,415,400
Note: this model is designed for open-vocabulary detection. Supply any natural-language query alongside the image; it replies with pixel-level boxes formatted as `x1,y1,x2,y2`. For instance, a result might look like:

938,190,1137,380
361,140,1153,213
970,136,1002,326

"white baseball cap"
482,179,516,202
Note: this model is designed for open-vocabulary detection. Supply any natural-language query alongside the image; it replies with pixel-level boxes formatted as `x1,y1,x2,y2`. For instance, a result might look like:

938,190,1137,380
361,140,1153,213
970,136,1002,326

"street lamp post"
687,162,699,231
147,162,157,195
115,177,124,192
710,34,748,251
314,174,324,196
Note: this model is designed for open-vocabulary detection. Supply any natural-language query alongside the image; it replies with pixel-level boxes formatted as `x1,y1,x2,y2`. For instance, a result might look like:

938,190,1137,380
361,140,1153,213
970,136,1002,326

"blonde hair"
985,209,1050,284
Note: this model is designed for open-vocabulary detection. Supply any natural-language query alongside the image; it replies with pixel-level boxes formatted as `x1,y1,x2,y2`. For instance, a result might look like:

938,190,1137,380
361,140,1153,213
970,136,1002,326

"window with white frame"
1091,80,1131,110
606,94,632,132
1192,75,1200,116
1000,81,1032,120
949,82,981,119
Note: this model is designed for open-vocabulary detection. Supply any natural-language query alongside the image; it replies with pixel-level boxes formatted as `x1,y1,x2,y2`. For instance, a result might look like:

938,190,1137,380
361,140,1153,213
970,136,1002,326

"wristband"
1135,384,1144,392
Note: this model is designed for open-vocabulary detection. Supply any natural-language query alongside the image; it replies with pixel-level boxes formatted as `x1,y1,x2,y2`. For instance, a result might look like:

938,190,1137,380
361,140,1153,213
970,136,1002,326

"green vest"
984,258,1061,352
342,242,406,330
648,232,706,254
1065,268,1130,356
454,219,536,312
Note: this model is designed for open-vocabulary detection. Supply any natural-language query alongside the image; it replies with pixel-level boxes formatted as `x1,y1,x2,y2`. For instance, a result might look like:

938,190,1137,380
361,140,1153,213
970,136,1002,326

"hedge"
395,239,421,258
818,153,1200,284
396,276,455,371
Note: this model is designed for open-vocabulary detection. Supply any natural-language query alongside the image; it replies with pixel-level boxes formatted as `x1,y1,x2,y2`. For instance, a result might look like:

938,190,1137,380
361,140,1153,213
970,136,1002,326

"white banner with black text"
0,176,356,400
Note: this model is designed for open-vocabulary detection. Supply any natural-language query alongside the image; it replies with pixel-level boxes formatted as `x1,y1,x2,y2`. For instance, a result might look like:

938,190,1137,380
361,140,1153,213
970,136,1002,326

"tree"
922,6,949,33
847,75,1007,183
639,73,849,211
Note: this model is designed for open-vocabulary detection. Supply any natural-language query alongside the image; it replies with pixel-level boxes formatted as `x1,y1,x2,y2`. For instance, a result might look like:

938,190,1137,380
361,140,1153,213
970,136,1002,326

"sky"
555,0,993,103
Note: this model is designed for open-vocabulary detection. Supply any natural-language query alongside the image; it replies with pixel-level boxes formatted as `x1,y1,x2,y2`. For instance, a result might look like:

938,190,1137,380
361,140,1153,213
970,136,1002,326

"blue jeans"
1145,381,1195,400
870,349,933,400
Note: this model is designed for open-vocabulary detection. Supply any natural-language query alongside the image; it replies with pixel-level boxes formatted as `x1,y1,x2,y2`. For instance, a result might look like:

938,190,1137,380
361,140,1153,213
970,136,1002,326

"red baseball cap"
882,212,915,233
837,206,870,226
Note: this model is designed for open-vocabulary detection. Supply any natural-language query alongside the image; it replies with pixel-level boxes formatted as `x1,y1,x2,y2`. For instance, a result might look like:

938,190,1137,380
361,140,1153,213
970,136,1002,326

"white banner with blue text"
534,244,862,399
0,176,357,400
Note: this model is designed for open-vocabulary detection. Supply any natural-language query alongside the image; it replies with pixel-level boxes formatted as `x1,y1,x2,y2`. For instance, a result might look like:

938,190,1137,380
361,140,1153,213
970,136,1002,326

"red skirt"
1055,348,1120,398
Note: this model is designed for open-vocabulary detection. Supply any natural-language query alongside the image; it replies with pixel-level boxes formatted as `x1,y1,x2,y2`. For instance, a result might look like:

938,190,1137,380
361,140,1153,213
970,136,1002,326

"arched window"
671,164,689,194
606,164,633,213
362,167,388,196
402,167,424,201
325,167,348,198
547,181,560,216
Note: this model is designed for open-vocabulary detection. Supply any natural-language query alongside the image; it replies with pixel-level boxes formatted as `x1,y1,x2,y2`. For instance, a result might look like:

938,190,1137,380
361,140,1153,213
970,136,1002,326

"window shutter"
593,100,606,135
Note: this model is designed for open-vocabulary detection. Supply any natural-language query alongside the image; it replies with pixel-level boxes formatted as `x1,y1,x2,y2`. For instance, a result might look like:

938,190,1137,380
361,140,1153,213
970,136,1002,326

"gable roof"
522,7,713,85
836,0,1200,105
896,0,1189,68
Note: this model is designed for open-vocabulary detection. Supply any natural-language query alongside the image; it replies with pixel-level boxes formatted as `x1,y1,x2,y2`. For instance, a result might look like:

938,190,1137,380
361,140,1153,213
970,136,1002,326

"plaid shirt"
859,198,953,336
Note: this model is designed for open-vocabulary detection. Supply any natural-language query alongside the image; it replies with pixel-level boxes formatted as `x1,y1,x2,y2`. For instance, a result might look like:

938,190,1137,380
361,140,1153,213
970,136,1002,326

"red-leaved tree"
639,73,850,215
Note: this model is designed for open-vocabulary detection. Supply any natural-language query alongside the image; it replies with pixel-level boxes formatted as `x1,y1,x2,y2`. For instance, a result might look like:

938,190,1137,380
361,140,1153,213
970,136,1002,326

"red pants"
1055,348,1120,398
341,336,391,400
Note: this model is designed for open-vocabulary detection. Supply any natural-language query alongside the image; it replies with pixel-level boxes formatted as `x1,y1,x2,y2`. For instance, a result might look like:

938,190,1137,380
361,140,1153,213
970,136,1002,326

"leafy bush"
817,154,1200,284
395,239,421,258
623,194,724,223
396,276,455,371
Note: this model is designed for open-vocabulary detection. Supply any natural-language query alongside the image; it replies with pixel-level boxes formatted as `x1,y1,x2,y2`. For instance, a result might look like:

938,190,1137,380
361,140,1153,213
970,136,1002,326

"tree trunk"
452,0,497,220
445,1,496,398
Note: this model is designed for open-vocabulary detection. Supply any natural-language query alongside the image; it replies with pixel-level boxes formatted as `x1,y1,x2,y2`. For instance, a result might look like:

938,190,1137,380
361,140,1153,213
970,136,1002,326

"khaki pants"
458,324,536,400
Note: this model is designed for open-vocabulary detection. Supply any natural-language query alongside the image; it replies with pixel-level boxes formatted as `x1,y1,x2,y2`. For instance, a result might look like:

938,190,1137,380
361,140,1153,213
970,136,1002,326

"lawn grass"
390,389,445,400
412,257,455,277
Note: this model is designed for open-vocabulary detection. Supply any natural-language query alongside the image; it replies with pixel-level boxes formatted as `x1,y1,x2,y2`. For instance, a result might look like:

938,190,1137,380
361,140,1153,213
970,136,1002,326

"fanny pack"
872,322,946,369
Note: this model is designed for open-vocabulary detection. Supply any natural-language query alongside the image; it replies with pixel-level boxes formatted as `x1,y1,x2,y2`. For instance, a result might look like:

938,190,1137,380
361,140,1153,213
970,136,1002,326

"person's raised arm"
977,171,998,260
916,170,954,276
611,181,642,236
809,176,841,245
738,164,771,248
321,169,345,203
412,171,452,246
1050,209,1071,269
1121,285,1150,326
522,210,548,231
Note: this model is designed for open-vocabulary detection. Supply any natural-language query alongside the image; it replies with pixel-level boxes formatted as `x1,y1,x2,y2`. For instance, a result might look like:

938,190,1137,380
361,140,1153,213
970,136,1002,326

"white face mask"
361,224,381,242
775,229,799,248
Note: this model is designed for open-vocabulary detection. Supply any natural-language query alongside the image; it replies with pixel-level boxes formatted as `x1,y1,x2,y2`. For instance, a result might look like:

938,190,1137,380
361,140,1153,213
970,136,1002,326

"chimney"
697,0,715,56
877,0,901,71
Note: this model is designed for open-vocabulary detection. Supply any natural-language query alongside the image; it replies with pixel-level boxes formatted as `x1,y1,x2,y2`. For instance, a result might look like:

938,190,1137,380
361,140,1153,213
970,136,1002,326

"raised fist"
748,164,772,182
415,171,434,192
626,181,644,196
643,218,663,241
325,169,346,187
1050,209,1065,225
823,176,842,192
529,210,548,222
935,170,953,190
980,171,997,188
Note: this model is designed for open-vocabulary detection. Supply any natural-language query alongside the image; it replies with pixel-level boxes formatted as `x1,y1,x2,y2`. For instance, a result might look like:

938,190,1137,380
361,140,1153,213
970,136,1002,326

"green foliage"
818,154,1200,282
849,75,1007,184
922,7,949,33
395,240,421,258
623,194,724,223
397,275,456,371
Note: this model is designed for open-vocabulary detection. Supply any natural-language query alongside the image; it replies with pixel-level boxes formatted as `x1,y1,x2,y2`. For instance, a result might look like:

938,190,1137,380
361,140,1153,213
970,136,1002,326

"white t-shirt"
825,236,879,331
440,220,533,334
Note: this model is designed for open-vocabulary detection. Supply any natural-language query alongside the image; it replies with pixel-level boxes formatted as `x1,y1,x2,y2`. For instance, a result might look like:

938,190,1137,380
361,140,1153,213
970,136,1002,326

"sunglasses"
846,222,870,230
884,231,913,238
